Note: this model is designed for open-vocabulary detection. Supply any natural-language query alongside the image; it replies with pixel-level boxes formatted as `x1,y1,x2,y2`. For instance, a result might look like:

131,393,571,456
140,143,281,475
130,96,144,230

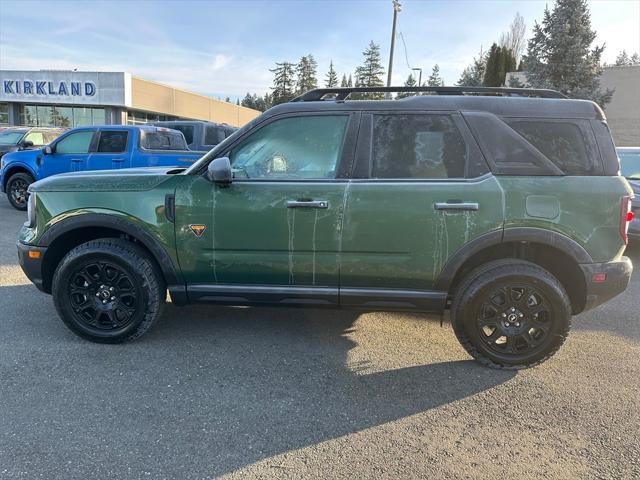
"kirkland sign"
0,70,131,107
3,80,96,97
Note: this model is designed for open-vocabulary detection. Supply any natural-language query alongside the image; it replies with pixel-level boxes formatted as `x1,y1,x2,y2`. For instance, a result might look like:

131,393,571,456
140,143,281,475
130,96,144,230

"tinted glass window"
506,119,599,175
141,131,188,150
24,131,45,145
372,114,468,179
97,131,128,153
171,125,194,144
619,151,640,179
55,131,94,154
229,115,348,180
205,126,224,146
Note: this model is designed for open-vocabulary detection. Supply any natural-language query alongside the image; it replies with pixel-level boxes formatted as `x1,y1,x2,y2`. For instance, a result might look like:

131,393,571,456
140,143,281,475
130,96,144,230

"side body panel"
497,176,633,262
341,176,505,290
174,175,347,287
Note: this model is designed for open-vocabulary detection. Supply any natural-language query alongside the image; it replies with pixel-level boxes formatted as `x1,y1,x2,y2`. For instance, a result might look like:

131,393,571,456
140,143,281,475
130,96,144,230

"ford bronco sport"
17,86,634,369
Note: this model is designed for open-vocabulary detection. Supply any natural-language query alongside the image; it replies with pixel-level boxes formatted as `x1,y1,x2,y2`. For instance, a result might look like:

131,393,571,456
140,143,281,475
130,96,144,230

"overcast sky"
1,0,638,100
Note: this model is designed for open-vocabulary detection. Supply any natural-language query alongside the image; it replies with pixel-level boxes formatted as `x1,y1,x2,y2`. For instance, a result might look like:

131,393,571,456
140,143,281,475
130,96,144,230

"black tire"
52,238,165,343
451,259,571,369
6,172,34,210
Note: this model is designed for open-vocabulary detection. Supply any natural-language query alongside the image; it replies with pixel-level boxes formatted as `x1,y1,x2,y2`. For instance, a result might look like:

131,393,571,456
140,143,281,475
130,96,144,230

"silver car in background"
617,147,640,239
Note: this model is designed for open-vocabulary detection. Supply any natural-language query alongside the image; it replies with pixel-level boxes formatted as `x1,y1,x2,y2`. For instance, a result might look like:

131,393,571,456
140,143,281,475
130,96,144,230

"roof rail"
291,86,567,102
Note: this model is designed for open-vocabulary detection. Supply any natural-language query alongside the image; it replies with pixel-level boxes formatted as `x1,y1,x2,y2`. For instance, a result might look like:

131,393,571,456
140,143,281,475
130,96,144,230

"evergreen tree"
426,64,444,87
270,61,296,105
484,43,517,86
241,92,255,109
347,74,353,87
354,41,385,99
340,74,349,87
224,96,231,103
457,49,488,86
325,60,339,87
295,54,318,94
614,50,640,66
523,0,613,106
397,74,417,98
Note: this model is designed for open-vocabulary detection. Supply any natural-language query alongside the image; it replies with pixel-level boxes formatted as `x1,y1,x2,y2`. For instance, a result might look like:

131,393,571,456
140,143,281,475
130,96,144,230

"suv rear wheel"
451,260,571,369
6,172,34,211
52,238,165,343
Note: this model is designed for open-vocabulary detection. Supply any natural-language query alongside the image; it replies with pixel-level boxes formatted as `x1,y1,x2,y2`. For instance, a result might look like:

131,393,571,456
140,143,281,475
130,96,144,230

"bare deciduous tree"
499,12,527,63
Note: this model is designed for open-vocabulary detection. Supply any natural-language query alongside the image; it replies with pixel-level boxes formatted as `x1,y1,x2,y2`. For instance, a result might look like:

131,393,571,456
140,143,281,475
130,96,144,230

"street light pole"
412,67,422,87
386,0,401,97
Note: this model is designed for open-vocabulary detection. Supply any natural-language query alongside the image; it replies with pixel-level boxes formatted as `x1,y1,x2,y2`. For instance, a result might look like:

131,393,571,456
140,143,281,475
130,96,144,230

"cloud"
211,54,232,71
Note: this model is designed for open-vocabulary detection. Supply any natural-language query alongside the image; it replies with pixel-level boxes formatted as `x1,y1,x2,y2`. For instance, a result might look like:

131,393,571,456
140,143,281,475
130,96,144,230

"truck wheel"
52,238,165,343
6,172,34,211
451,260,571,369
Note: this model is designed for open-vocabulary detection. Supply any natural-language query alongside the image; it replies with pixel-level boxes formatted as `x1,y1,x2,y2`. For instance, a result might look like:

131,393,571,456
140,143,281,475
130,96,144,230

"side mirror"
20,140,34,150
43,145,53,155
207,157,232,185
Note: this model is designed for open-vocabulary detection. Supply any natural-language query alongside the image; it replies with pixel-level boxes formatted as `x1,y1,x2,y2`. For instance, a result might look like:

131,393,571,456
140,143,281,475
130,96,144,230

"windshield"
619,151,640,179
0,130,26,145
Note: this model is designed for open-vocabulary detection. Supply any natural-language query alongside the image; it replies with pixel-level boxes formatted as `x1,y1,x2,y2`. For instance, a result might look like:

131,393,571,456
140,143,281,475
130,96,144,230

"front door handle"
434,202,479,211
286,200,329,209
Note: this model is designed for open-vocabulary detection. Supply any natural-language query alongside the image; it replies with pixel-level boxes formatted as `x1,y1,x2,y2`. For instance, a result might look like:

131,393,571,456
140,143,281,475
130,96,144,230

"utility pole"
386,0,401,97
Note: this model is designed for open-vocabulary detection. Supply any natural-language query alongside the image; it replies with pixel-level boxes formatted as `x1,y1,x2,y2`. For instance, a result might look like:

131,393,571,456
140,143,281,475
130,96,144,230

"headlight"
25,192,36,228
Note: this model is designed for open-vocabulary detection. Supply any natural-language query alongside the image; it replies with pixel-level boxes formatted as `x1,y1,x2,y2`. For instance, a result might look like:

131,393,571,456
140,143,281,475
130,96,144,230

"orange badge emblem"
189,224,207,237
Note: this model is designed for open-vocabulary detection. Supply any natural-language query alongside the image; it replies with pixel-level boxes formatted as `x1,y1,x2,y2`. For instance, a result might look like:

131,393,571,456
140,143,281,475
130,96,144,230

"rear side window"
205,126,224,146
97,131,128,153
372,114,478,179
505,119,601,175
141,131,187,150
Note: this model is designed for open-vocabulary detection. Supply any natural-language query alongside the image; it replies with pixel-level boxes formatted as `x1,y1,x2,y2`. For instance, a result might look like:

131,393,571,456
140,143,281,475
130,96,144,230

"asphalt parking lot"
0,195,638,480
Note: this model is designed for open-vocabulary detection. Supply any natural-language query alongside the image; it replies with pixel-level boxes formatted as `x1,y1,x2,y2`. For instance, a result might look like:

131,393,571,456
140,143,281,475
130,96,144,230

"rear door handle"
434,202,479,211
112,158,125,163
286,200,329,209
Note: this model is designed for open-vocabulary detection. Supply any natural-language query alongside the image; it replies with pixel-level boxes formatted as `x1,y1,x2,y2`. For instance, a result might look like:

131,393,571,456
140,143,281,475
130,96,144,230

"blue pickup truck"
1,125,203,210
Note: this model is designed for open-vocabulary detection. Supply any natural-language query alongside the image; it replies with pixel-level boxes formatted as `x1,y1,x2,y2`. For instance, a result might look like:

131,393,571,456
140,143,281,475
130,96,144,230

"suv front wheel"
6,172,34,211
451,260,571,369
52,238,165,343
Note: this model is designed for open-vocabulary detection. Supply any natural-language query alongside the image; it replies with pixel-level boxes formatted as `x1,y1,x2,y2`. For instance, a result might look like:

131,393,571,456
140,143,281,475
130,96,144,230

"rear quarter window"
504,118,602,175
141,130,188,150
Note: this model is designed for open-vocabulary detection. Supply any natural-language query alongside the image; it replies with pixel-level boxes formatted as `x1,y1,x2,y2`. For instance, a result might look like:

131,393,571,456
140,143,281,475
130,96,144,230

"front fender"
36,209,184,289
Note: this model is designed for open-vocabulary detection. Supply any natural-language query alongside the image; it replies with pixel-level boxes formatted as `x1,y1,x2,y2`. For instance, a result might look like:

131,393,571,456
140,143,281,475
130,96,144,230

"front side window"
205,125,224,146
229,115,348,180
97,131,128,153
55,131,94,154
372,114,469,179
24,131,45,145
172,125,195,145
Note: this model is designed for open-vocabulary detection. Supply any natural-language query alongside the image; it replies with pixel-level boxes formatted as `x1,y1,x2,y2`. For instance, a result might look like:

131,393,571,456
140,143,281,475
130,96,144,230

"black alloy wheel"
7,173,33,210
52,238,165,343
67,260,143,335
451,260,571,369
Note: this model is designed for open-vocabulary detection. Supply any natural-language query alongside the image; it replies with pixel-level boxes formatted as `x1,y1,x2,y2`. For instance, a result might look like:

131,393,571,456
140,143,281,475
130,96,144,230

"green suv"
17,87,634,369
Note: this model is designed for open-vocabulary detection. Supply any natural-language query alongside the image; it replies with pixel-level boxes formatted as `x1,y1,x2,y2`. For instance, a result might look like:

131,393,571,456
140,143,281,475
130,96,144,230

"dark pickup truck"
152,120,236,152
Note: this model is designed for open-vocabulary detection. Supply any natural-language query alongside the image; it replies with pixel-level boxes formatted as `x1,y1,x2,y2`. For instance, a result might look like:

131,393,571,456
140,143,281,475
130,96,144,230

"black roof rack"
291,86,567,102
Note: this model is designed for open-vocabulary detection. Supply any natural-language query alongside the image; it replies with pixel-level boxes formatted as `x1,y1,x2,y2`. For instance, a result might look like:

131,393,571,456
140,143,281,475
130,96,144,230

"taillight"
620,196,633,245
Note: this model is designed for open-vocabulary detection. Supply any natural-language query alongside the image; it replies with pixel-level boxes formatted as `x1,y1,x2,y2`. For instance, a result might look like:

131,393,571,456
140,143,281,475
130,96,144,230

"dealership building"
0,70,260,128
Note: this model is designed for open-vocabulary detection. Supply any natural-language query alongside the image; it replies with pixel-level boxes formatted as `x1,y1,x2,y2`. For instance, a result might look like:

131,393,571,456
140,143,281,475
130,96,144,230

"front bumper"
580,257,633,312
17,242,47,293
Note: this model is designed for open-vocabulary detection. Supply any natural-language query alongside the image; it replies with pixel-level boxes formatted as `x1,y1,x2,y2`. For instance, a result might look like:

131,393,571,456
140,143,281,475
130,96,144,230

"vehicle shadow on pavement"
0,284,515,479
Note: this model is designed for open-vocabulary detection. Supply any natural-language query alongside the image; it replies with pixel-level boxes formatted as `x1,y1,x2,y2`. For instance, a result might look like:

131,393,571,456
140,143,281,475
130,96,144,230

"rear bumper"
580,257,633,312
17,242,47,293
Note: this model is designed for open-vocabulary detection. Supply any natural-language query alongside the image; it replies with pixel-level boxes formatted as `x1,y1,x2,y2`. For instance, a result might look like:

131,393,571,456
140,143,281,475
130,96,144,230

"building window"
126,109,178,125
19,105,105,127
0,103,9,124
